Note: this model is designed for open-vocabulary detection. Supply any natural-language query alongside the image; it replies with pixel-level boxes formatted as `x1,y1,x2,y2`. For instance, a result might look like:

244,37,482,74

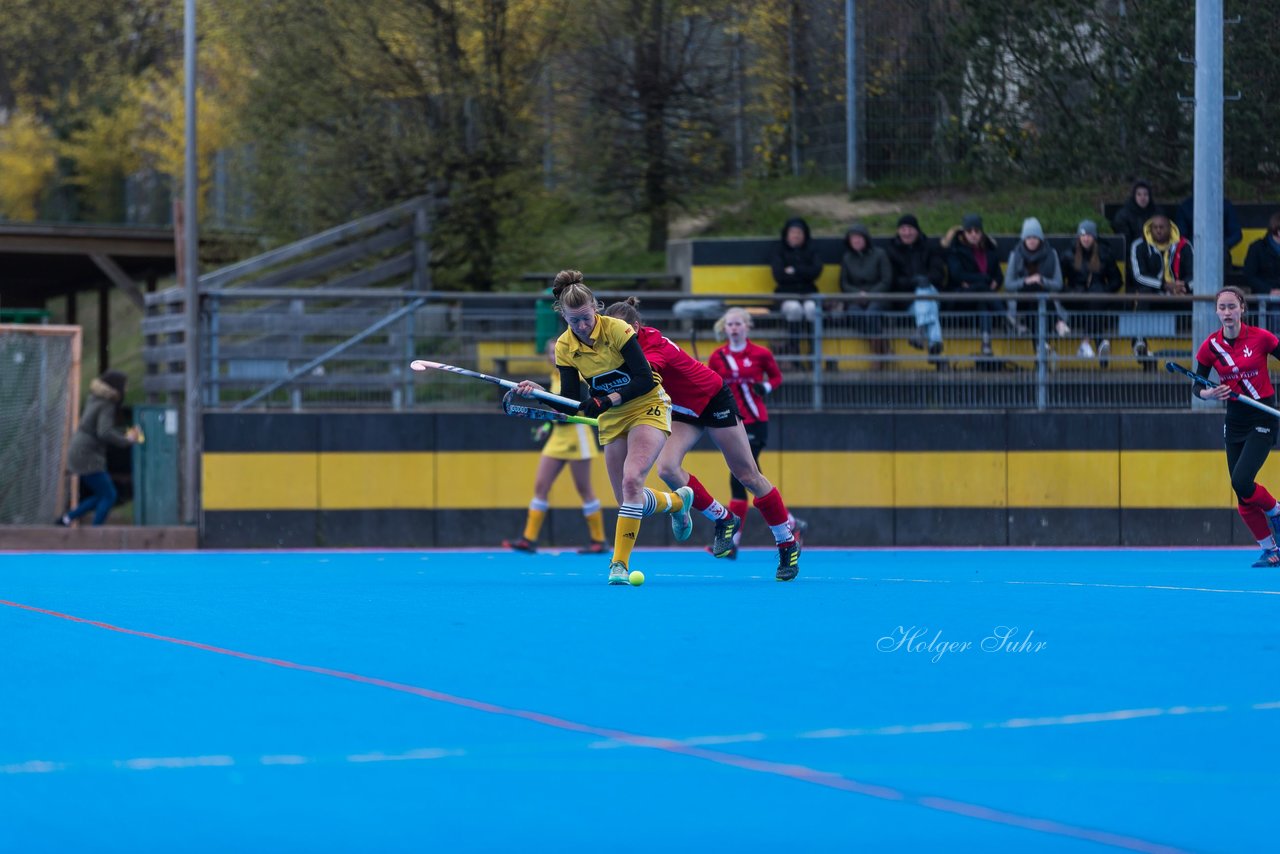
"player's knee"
1232,477,1256,502
656,462,681,486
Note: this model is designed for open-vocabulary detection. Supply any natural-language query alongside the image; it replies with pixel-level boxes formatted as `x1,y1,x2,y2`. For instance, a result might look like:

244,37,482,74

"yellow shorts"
542,422,599,461
597,397,672,445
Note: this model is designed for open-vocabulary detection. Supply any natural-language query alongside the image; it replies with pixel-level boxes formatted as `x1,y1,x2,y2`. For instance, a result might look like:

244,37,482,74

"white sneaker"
1055,319,1071,337
1078,340,1095,358
1098,339,1111,369
670,486,695,542
607,561,629,585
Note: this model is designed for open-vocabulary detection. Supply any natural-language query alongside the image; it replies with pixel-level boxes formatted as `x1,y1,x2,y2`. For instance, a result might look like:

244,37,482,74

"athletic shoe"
789,516,809,548
1251,548,1280,568
670,486,695,542
54,513,71,527
1077,340,1095,358
776,539,801,581
1098,339,1111,369
705,544,738,560
1133,339,1148,359
577,540,607,555
502,536,536,553
711,512,741,558
607,560,630,585
1054,319,1071,337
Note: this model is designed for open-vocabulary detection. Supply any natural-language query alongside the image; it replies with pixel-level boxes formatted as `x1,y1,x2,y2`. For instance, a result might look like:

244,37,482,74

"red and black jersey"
1196,324,1280,401
707,340,783,425
636,326,723,418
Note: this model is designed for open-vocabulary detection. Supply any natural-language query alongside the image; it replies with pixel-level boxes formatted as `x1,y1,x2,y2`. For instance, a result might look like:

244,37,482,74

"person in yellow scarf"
1129,214,1195,360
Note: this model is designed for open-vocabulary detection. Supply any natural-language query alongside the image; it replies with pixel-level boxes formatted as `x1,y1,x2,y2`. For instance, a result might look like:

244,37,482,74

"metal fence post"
812,295,824,411
1036,296,1048,411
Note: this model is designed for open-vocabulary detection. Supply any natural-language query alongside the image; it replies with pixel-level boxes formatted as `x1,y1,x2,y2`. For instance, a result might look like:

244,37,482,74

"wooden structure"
0,222,177,373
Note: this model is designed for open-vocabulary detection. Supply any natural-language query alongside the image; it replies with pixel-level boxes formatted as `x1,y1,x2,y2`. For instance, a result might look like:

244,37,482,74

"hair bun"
552,269,584,298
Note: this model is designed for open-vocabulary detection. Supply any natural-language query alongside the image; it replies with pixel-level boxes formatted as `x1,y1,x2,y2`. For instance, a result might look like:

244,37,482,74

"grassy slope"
518,178,1125,275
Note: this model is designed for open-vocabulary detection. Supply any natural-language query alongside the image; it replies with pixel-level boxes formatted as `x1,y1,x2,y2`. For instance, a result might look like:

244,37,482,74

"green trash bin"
132,405,180,525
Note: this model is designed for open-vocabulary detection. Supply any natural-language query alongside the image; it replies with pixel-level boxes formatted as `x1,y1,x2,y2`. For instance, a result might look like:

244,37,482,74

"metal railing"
150,288,1242,412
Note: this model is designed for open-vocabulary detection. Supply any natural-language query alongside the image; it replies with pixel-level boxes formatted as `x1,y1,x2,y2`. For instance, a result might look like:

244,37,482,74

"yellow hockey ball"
628,570,645,586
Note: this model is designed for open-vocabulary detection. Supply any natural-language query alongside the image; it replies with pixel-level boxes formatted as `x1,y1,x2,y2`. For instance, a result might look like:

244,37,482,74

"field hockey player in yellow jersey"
502,338,608,554
513,270,693,585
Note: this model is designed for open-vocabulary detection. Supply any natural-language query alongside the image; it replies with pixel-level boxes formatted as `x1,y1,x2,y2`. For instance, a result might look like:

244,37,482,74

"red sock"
1245,483,1278,511
1239,501,1271,540
685,474,715,512
729,498,748,524
752,487,791,529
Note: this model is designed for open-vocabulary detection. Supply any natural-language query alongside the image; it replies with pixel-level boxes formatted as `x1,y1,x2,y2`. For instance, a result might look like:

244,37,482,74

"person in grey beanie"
1005,217,1068,348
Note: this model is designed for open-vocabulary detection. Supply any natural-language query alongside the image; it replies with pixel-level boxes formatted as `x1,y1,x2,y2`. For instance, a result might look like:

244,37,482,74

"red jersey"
707,340,782,424
1196,324,1279,401
636,326,723,418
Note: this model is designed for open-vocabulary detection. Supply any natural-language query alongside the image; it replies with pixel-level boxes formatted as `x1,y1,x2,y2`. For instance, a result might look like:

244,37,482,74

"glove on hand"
579,395,614,419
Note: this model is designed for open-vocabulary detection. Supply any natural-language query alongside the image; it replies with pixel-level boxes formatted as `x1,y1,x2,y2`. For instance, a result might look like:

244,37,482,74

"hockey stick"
501,391,598,426
409,359,580,409
1165,361,1280,418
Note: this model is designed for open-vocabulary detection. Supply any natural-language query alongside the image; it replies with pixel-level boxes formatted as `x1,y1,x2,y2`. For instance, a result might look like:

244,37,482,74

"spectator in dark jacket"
943,213,1003,356
1243,211,1280,294
769,216,823,355
1061,219,1124,366
837,222,892,345
1174,194,1243,268
1243,211,1280,331
1110,179,1158,291
885,213,947,365
56,370,140,527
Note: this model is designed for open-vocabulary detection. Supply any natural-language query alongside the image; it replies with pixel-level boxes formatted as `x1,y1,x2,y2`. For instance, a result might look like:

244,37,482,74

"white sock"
1259,537,1277,550
769,522,793,544
1266,503,1280,518
701,501,728,522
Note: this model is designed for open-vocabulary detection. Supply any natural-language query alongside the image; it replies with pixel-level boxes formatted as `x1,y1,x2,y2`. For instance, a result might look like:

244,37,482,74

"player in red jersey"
603,298,801,580
706,306,807,557
1194,285,1280,567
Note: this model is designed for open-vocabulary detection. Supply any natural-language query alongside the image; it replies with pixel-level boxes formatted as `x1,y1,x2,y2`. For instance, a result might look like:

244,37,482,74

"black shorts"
672,385,740,429
1226,397,1279,446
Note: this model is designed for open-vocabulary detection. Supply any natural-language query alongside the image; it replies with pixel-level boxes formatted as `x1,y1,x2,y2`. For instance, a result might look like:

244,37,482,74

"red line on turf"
1,597,1187,854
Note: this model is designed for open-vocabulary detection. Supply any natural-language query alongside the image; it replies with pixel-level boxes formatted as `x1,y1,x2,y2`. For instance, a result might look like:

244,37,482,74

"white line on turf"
587,700,1278,750
0,748,464,775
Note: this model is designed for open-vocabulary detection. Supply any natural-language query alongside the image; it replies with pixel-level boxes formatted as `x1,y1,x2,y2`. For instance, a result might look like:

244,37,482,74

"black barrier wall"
202,411,1250,549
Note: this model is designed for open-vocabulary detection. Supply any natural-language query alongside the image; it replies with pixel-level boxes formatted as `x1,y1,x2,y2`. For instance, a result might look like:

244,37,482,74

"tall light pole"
1191,0,1224,361
183,0,201,525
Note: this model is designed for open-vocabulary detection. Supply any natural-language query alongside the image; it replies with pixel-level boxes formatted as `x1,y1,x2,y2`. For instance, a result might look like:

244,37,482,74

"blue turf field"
2,547,1278,853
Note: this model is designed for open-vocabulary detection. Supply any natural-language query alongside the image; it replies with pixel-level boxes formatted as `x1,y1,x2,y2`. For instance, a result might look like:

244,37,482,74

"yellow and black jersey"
554,314,669,444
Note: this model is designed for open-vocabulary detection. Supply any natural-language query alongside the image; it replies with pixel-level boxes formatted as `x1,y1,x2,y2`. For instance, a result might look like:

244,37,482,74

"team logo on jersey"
1244,346,1254,357
591,369,632,392
1256,426,1272,434
743,358,752,367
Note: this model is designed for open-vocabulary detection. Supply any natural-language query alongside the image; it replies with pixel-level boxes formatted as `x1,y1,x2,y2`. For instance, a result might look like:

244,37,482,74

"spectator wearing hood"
769,216,823,356
943,213,1004,357
1110,180,1158,292
837,222,892,364
885,213,947,367
56,370,141,527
